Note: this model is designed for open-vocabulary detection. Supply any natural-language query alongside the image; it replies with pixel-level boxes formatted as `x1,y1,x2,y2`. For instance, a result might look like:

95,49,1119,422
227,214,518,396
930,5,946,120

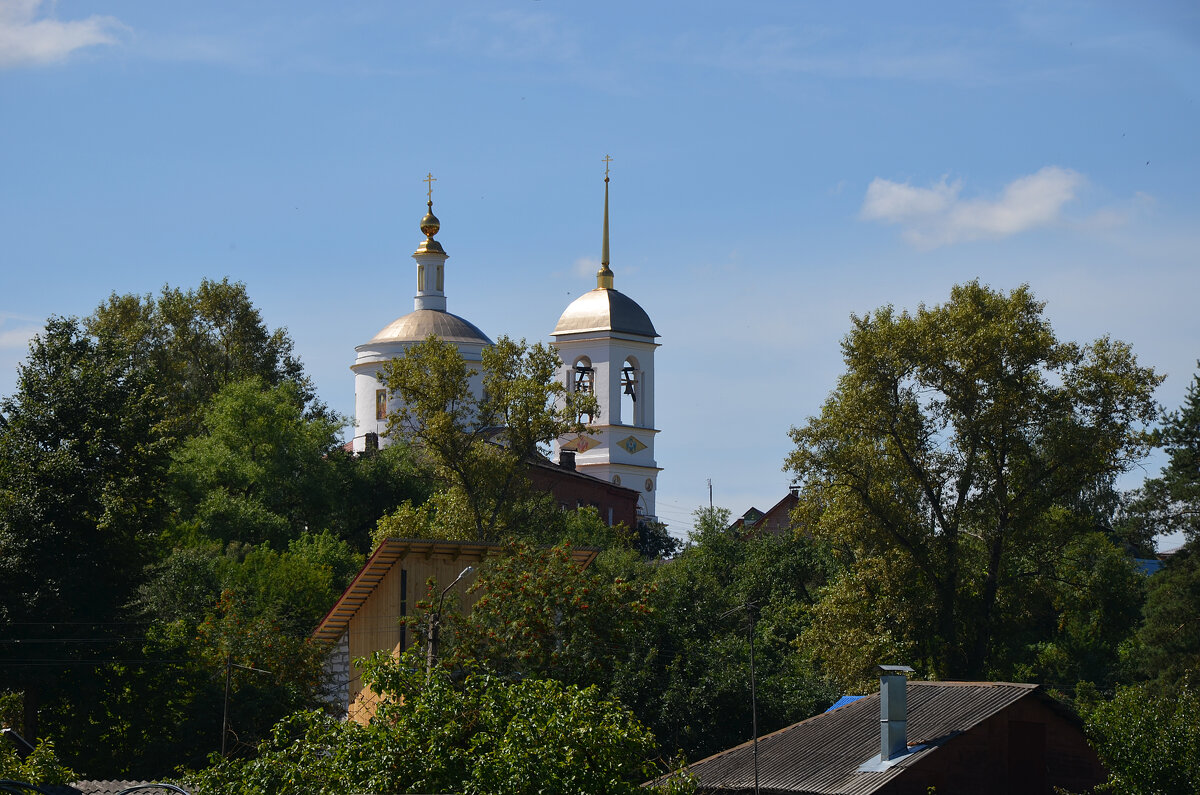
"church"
348,165,662,523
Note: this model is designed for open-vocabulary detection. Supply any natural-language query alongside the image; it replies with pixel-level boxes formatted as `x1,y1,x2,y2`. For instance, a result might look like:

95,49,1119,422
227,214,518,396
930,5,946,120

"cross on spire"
424,172,437,203
602,154,612,182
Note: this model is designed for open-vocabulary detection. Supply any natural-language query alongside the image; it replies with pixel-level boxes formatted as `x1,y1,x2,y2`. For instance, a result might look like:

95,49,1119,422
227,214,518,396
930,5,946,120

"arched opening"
621,356,639,426
572,356,594,423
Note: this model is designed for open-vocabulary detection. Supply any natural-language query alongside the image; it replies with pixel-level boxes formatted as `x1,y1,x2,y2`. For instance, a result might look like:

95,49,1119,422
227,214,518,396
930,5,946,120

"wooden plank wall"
346,550,488,723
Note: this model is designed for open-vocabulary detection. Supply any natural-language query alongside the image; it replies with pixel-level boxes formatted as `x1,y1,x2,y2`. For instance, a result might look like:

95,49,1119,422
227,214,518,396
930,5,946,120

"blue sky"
2,0,1198,542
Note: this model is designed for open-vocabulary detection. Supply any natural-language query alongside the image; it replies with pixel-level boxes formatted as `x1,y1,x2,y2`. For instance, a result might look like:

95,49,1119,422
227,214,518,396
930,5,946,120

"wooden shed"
312,537,597,723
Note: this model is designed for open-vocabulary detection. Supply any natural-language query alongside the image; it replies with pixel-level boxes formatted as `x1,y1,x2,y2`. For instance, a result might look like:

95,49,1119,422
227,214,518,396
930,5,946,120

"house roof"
729,491,798,537
312,537,600,643
682,681,1043,795
43,783,184,795
526,453,641,495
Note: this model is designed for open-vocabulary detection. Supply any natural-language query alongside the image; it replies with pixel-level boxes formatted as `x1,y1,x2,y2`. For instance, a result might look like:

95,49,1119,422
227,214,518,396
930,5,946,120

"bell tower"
551,157,661,521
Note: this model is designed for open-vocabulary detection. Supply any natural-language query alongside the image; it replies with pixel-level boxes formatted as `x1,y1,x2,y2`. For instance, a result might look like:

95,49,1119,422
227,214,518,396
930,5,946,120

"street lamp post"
426,566,474,681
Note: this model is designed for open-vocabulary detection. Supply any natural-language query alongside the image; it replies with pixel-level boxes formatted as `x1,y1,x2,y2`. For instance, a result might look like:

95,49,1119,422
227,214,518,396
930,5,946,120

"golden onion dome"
420,203,440,238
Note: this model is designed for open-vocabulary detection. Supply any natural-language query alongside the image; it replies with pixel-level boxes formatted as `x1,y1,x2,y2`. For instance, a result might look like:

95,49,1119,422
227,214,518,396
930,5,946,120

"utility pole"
707,478,713,509
220,653,271,758
221,653,232,758
720,601,760,795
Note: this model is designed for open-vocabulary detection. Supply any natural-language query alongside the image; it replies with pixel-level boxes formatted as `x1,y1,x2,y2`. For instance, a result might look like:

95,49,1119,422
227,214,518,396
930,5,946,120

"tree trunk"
967,532,1005,678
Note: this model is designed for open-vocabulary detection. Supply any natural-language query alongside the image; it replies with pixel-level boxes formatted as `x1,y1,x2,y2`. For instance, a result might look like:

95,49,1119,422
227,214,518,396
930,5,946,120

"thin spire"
597,155,614,290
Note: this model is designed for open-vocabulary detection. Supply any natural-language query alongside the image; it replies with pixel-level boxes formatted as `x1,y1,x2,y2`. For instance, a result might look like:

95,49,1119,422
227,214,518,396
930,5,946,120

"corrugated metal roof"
684,681,1039,794
311,538,600,643
43,782,185,795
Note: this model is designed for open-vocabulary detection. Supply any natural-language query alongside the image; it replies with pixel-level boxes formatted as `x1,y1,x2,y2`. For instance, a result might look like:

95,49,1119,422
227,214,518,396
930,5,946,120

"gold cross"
424,172,437,202
602,154,612,179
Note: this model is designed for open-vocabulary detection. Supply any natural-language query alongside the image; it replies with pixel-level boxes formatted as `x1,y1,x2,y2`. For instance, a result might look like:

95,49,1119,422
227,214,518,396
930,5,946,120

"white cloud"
860,167,1085,248
573,256,599,278
0,321,38,351
0,0,125,68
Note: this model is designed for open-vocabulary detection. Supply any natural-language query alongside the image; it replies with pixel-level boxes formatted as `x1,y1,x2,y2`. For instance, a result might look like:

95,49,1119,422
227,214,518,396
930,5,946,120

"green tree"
325,442,434,552
1133,541,1200,692
786,282,1161,685
1081,681,1200,794
436,539,652,687
86,278,316,432
167,377,345,548
1015,531,1144,694
80,532,362,776
1123,363,1200,545
603,508,838,761
186,649,691,795
0,318,171,743
0,736,76,786
378,335,596,539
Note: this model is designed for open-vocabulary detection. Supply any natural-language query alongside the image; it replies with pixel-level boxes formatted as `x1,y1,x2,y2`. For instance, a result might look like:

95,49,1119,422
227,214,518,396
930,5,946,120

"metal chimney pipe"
877,665,915,761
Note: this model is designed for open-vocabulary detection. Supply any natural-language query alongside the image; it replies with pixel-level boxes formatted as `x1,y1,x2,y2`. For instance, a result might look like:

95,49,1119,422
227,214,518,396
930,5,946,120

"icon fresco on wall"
617,435,647,454
562,434,602,453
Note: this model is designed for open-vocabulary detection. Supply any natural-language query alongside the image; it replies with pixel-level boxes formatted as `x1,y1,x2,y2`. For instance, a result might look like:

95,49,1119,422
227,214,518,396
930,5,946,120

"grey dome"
552,288,658,338
368,309,492,346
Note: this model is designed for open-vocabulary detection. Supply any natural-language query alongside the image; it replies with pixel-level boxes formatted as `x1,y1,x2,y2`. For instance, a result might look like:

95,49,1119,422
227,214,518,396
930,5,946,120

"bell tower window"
572,357,594,423
621,357,639,426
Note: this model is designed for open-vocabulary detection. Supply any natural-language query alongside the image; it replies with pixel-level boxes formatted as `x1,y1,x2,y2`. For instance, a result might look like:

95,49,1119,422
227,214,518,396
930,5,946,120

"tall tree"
436,539,653,688
786,282,1160,684
1124,363,1200,545
166,377,344,548
378,335,595,539
600,508,838,762
0,318,171,741
1133,541,1200,692
86,278,316,432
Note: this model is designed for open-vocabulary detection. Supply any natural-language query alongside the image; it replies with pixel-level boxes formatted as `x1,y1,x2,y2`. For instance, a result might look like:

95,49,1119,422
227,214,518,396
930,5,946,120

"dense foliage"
786,282,1161,687
1080,682,1200,794
0,285,425,776
2,278,1196,788
187,650,692,795
378,335,597,539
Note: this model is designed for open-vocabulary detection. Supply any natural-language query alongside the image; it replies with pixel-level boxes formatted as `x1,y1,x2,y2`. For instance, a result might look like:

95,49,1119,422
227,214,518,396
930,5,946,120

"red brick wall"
528,464,639,529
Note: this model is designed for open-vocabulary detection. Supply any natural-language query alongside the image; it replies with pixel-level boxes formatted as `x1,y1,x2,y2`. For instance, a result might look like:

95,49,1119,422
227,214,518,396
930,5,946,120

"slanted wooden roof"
682,681,1043,794
312,538,599,644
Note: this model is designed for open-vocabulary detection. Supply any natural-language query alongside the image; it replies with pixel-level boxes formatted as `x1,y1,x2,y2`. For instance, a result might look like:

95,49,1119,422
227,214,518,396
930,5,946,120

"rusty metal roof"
683,681,1040,794
311,538,599,643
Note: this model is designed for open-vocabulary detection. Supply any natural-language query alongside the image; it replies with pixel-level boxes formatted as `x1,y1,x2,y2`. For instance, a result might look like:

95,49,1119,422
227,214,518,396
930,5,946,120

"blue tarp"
825,695,864,712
